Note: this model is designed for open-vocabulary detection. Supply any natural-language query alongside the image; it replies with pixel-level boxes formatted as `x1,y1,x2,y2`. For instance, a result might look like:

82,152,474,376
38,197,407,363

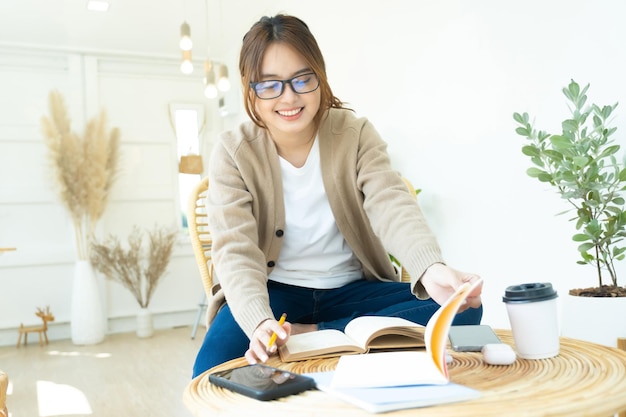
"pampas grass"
90,226,177,308
41,90,120,260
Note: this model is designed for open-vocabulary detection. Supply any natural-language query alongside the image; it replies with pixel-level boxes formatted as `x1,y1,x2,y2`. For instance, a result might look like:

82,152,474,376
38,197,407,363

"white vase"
71,260,106,345
561,294,626,347
136,307,154,338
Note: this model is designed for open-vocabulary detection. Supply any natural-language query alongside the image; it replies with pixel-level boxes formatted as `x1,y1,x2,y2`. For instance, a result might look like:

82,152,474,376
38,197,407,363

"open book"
305,278,483,412
278,315,426,362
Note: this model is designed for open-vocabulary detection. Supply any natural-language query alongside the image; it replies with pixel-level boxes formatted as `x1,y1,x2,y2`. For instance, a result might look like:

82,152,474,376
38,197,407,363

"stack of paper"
306,371,480,413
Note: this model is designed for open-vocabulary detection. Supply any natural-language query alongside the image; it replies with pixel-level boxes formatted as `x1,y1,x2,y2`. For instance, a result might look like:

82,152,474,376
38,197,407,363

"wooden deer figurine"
16,306,55,347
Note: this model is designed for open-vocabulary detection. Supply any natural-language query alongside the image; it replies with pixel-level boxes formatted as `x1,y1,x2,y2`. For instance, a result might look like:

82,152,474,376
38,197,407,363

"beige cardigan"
206,108,444,337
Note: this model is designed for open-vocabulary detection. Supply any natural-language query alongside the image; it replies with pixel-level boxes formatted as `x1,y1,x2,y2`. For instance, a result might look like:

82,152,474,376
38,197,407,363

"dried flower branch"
90,226,177,308
41,90,120,260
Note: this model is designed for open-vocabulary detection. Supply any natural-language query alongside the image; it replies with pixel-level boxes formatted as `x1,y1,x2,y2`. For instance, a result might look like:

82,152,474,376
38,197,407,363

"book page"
425,278,483,378
308,371,480,413
343,316,425,350
330,351,448,388
279,329,365,361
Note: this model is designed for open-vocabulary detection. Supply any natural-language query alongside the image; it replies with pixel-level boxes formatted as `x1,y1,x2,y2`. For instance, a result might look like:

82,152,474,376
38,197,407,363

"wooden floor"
0,325,205,417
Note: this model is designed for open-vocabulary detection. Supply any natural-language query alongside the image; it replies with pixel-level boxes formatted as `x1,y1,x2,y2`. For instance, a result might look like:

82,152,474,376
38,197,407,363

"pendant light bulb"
217,64,231,92
181,50,194,74
204,61,218,98
204,84,218,99
179,22,193,51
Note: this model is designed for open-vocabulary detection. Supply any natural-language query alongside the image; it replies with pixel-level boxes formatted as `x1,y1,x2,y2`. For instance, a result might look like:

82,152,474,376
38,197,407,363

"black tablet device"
448,325,502,352
208,364,316,401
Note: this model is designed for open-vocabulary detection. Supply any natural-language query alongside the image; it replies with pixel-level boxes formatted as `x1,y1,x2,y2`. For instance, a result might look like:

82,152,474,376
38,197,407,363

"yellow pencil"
268,313,287,348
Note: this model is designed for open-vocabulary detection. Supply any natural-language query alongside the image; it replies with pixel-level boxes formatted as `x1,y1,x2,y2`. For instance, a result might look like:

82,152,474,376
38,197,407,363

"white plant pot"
71,260,106,345
136,307,154,338
561,294,626,348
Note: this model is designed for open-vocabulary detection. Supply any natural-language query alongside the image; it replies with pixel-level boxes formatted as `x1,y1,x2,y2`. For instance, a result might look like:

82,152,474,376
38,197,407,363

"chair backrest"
0,369,8,417
187,177,214,299
400,177,418,283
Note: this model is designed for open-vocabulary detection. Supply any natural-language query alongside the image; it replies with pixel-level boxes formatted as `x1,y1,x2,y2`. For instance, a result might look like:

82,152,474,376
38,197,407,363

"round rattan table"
184,330,626,417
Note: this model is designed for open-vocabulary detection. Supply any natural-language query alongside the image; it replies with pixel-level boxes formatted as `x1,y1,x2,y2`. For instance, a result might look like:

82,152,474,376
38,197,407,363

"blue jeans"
192,279,482,378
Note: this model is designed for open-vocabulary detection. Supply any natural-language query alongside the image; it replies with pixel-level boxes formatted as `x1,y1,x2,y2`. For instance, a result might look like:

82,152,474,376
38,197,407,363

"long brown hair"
239,14,347,129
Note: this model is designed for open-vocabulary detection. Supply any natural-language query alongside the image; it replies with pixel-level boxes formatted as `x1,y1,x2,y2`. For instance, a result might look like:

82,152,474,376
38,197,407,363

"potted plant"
90,225,177,337
41,90,120,345
512,79,626,346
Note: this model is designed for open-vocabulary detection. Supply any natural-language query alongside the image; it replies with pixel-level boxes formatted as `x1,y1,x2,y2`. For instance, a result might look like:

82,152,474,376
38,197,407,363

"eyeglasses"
250,72,320,100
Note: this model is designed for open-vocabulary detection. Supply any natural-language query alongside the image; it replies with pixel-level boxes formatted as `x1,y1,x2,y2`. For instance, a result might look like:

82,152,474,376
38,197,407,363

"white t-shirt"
268,138,363,289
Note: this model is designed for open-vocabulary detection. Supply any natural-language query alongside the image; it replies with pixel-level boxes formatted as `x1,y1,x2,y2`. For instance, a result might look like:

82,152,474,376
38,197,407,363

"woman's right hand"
244,318,291,364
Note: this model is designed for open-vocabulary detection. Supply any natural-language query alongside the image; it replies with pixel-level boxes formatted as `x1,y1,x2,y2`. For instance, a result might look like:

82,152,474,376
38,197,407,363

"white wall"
1,0,626,345
235,0,626,330
0,46,237,346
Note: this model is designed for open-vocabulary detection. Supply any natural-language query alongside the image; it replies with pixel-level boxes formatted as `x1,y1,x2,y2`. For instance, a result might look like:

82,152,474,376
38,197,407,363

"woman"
192,14,482,378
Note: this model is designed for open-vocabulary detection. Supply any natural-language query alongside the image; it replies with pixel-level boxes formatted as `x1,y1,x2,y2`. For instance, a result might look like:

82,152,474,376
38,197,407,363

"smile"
277,108,303,117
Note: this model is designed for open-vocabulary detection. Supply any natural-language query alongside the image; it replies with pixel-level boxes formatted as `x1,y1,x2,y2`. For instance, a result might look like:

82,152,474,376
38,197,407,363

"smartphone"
208,364,315,401
448,325,502,352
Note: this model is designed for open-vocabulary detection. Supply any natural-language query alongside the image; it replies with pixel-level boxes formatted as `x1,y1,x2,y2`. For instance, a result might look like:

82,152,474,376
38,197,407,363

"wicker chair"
188,177,213,339
0,369,8,417
188,177,213,295
399,177,418,283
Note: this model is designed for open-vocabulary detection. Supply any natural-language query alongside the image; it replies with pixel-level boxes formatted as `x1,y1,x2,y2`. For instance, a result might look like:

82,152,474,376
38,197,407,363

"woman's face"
252,42,321,140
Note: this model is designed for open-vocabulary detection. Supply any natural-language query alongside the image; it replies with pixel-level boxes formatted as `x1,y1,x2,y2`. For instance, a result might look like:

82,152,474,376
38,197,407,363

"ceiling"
0,0,276,60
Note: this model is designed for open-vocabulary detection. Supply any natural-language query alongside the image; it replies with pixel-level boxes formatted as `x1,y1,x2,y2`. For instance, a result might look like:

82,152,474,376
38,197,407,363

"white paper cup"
502,283,559,359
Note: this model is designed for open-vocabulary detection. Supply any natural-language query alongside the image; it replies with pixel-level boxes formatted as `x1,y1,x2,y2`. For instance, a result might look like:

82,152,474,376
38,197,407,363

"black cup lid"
502,282,558,303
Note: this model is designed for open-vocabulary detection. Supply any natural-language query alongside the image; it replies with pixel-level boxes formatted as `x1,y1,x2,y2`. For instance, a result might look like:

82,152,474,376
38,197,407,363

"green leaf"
572,156,589,167
530,156,544,167
515,127,530,137
592,114,602,127
614,247,626,257
527,167,545,178
568,80,580,98
606,206,623,215
562,119,578,133
580,251,594,262
543,149,564,161
573,233,590,242
538,131,550,141
598,145,620,158
601,104,617,119
550,135,572,149
521,145,540,157
513,112,528,124
578,242,595,252
537,172,553,182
